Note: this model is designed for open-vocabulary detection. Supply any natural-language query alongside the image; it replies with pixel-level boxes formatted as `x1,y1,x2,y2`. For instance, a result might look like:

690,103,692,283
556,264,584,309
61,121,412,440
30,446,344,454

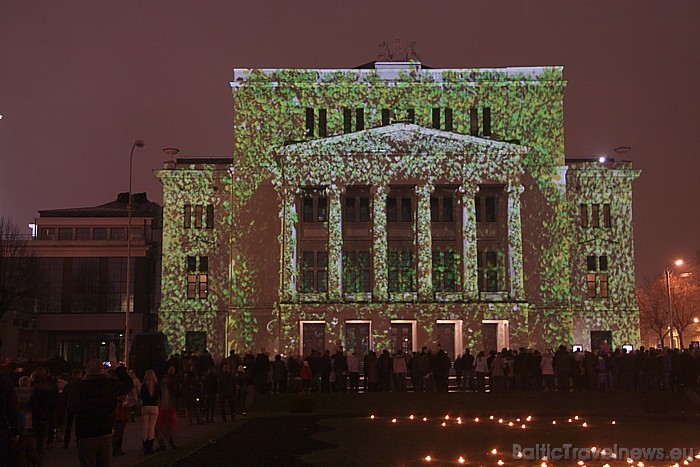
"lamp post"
665,258,684,349
125,139,145,366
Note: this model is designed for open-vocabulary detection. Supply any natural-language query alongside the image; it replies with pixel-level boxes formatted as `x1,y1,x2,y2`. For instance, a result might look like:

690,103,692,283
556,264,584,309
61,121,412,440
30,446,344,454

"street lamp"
125,139,145,366
665,258,684,349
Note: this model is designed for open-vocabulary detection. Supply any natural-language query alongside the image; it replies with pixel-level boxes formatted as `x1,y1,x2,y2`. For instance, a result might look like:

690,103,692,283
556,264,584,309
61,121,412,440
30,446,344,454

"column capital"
415,183,435,197
507,183,525,196
370,184,389,196
325,184,345,195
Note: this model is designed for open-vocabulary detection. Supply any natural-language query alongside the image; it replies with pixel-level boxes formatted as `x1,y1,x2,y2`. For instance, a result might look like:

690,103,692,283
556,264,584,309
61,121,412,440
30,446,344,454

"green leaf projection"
157,63,640,358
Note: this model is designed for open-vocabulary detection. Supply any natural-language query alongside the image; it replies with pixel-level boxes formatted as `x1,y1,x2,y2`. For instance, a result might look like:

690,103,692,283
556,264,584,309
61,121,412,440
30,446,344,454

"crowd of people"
2,343,700,466
0,354,255,467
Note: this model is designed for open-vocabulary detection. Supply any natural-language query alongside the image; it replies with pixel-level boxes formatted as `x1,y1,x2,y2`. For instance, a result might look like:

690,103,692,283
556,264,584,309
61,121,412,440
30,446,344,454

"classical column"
507,183,525,299
280,186,298,302
416,184,434,301
460,183,479,300
326,184,343,302
371,185,388,301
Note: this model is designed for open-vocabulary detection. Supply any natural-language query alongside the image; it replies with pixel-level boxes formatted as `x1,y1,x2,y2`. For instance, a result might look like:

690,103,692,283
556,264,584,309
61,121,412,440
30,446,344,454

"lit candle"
457,456,465,464
424,455,432,462
474,417,480,422
391,418,397,423
526,416,532,422
409,415,414,420
370,415,375,419
491,449,497,455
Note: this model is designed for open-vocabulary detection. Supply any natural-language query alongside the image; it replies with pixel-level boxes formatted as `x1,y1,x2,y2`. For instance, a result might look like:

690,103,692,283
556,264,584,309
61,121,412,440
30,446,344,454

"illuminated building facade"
158,60,640,359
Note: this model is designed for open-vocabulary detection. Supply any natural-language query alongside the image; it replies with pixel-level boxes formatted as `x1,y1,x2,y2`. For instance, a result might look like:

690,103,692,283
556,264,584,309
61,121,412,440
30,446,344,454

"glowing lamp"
409,415,414,420
568,418,573,423
526,416,532,422
370,415,375,419
578,461,585,466
391,418,397,423
424,455,432,462
574,415,579,420
603,464,610,467
599,157,606,163
521,424,526,429
508,422,514,427
497,460,504,466
675,259,684,266
582,422,588,427
489,415,494,420
626,459,634,464
637,462,644,467
458,456,465,464
445,415,450,420
441,422,446,427
474,417,480,422
422,417,427,422
611,420,616,425
552,421,557,425
498,418,504,424
541,463,548,467
490,449,498,455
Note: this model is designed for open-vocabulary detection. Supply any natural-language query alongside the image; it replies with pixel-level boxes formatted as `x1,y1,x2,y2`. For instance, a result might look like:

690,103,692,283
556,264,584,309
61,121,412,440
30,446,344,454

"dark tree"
0,217,38,321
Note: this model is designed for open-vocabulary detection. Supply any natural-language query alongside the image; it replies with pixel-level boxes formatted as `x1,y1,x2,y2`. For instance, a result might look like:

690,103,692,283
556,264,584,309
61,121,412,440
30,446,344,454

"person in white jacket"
346,352,360,392
392,351,408,392
473,351,489,392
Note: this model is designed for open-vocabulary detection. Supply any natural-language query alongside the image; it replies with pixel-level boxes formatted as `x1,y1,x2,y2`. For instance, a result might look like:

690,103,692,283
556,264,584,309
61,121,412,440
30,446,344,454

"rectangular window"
483,107,492,137
194,205,203,229
387,197,398,223
469,107,479,136
359,197,370,222
382,109,390,126
206,204,214,229
110,228,126,241
444,108,453,131
184,204,192,229
432,108,440,129
186,256,208,299
305,108,314,137
318,109,327,137
586,255,609,299
58,228,73,241
317,197,328,222
356,108,364,131
39,227,55,240
591,204,600,228
431,196,455,223
300,251,328,293
93,228,107,240
432,249,459,292
580,204,588,228
407,108,415,124
343,108,352,133
388,250,415,293
587,255,597,271
76,228,90,241
302,191,327,223
478,250,500,292
586,273,597,299
400,197,412,222
603,203,611,228
303,197,314,223
71,258,99,312
485,197,496,222
345,197,356,222
343,250,371,293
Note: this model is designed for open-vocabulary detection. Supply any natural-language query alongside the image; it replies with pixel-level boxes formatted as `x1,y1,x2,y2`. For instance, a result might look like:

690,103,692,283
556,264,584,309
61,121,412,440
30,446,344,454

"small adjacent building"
158,57,640,359
22,193,162,364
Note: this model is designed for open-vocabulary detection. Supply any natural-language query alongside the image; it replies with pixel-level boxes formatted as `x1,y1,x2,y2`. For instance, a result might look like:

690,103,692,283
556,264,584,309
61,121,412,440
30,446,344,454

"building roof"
38,193,162,218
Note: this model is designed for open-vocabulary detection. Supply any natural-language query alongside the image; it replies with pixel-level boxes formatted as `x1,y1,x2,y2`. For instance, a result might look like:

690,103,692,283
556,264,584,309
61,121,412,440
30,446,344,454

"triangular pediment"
278,123,526,157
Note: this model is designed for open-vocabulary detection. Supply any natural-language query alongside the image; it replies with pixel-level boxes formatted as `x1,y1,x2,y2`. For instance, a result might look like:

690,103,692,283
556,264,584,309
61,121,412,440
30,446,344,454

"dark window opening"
469,107,479,136
318,109,327,137
305,108,314,137
343,108,352,133
432,108,440,129
445,108,453,131
483,107,492,137
382,109,390,126
591,204,600,228
205,205,214,229
603,204,611,228
580,204,588,228
356,108,365,131
184,204,192,229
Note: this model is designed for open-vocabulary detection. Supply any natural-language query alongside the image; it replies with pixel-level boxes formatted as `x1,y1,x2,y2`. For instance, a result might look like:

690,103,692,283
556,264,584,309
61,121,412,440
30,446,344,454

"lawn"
174,391,700,466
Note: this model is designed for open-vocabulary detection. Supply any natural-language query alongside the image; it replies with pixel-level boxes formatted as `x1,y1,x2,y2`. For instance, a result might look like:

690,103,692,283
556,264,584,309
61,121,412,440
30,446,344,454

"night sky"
1,1,698,284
